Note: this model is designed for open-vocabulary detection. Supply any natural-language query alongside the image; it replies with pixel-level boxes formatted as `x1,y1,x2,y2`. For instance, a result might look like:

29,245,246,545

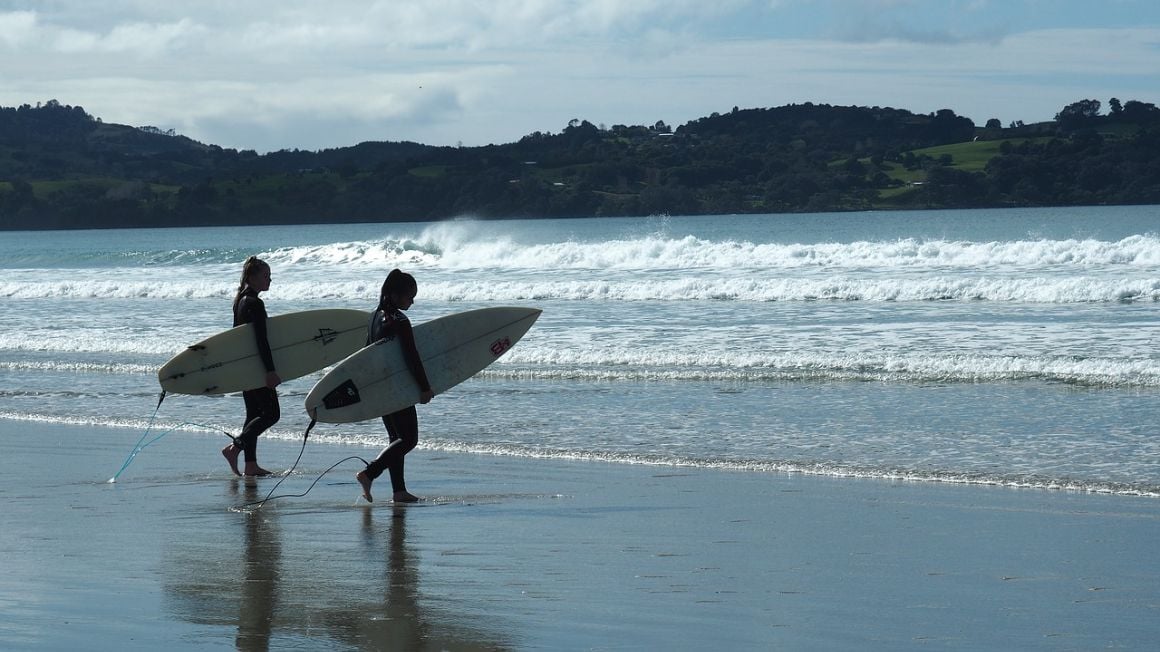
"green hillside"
2,98,1159,229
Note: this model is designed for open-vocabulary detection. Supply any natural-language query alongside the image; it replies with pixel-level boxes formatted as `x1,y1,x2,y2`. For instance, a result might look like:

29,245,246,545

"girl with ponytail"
222,256,282,476
356,268,434,503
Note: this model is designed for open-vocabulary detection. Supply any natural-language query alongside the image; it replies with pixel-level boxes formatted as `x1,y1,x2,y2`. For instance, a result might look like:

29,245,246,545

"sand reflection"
234,482,279,651
163,486,511,650
316,505,512,650
160,479,282,651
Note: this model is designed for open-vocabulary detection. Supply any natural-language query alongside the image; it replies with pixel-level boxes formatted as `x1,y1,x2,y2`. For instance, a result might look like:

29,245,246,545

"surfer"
222,256,282,477
356,268,434,503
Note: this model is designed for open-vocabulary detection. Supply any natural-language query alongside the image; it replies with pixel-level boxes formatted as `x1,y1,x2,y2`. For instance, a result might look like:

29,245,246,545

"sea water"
2,206,1158,495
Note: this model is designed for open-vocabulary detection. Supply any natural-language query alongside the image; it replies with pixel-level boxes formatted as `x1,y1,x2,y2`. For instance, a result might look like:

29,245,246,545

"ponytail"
378,268,417,310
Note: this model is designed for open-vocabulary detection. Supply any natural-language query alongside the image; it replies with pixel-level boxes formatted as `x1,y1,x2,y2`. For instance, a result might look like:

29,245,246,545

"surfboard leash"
107,392,166,483
236,453,373,511
108,391,237,483
237,421,414,510
239,419,314,509
238,418,374,510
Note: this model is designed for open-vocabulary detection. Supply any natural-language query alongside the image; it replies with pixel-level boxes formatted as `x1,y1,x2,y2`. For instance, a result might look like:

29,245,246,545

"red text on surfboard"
490,337,512,357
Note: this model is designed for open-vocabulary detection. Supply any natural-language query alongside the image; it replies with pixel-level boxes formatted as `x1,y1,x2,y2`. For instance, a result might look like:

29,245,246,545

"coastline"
3,418,1159,650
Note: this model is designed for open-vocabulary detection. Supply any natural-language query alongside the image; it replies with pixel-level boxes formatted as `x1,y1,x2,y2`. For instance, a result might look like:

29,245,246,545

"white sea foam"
9,350,1159,396
3,276,1158,303
256,232,1160,272
6,231,1157,302
0,360,156,375
489,351,1160,386
4,322,1153,381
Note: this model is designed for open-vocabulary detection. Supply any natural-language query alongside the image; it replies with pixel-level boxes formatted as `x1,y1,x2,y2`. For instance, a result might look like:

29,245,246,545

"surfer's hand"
266,371,282,388
419,389,434,404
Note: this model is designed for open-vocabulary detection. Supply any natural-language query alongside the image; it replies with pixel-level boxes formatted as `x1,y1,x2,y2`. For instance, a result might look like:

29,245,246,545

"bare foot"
356,470,374,502
221,443,241,476
244,464,273,477
392,491,419,503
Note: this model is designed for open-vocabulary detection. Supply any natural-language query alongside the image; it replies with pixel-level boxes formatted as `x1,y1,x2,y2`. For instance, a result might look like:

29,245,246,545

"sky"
1,0,1158,153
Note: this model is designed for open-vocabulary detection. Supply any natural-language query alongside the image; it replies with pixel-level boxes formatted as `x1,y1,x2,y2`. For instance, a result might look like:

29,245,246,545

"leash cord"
238,453,372,510
111,392,239,483
241,420,341,510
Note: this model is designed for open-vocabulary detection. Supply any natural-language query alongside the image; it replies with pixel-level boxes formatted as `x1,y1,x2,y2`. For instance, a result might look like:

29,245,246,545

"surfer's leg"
357,415,395,500
359,409,420,502
383,407,419,502
239,388,279,476
357,416,394,502
362,416,395,480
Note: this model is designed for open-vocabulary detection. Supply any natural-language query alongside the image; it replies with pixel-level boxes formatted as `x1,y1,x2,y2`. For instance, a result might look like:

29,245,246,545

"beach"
2,418,1157,651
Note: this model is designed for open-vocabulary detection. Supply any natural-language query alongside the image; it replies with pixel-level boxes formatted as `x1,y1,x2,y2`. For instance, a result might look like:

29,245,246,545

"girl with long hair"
222,256,282,476
356,268,434,502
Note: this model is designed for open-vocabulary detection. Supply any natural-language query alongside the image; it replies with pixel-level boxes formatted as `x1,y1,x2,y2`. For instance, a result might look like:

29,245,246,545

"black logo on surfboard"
314,328,339,345
322,379,362,409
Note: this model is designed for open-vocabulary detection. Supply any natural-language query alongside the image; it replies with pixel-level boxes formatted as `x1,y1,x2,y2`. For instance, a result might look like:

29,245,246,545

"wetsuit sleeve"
395,318,432,393
240,295,276,372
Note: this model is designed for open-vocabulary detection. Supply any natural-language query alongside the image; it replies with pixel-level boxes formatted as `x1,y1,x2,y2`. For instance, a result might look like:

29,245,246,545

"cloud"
0,10,37,48
1,2,1156,152
820,0,1009,44
1,10,202,58
105,18,202,53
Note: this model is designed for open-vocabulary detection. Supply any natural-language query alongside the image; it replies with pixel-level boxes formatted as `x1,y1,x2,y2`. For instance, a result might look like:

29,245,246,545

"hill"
2,98,1159,230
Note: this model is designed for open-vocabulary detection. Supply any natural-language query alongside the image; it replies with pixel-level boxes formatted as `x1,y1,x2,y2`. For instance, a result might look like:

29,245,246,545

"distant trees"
980,128,1160,206
927,109,975,144
1120,100,1160,122
1100,97,1160,123
3,97,1160,229
1053,97,1160,131
138,126,177,137
1054,99,1102,130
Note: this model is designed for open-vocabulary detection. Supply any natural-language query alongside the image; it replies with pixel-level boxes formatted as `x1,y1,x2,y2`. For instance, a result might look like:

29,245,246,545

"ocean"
2,205,1158,496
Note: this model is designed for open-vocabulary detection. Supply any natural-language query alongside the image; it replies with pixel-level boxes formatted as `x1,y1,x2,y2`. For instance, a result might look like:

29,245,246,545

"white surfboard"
305,307,541,423
158,309,371,395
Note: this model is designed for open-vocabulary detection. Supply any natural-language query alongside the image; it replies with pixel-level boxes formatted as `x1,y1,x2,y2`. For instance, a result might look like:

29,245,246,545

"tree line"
1,97,1159,230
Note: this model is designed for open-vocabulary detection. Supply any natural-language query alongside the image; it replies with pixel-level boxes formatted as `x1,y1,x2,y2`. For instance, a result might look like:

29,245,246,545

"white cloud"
101,19,201,55
0,10,38,48
0,2,1156,152
2,11,201,57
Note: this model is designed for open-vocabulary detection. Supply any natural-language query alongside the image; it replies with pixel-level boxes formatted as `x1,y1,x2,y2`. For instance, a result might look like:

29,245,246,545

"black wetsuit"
362,304,431,493
234,287,280,463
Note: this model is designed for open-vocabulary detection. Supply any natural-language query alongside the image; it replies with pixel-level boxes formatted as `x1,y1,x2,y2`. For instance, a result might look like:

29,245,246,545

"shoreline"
59,410,1160,500
3,419,1159,650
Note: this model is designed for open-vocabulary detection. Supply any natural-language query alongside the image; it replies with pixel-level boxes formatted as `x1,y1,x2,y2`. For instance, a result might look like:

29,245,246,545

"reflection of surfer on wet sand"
365,507,423,644
311,506,512,649
234,480,280,651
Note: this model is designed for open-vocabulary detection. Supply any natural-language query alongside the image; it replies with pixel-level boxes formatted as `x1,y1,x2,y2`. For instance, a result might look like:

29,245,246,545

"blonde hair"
233,256,269,314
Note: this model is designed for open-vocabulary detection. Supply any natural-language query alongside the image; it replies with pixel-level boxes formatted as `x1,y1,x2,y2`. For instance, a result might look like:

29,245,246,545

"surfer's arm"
397,320,433,398
244,297,280,387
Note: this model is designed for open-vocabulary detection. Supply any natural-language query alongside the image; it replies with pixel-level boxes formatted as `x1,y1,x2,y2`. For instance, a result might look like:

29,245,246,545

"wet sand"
2,419,1159,650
